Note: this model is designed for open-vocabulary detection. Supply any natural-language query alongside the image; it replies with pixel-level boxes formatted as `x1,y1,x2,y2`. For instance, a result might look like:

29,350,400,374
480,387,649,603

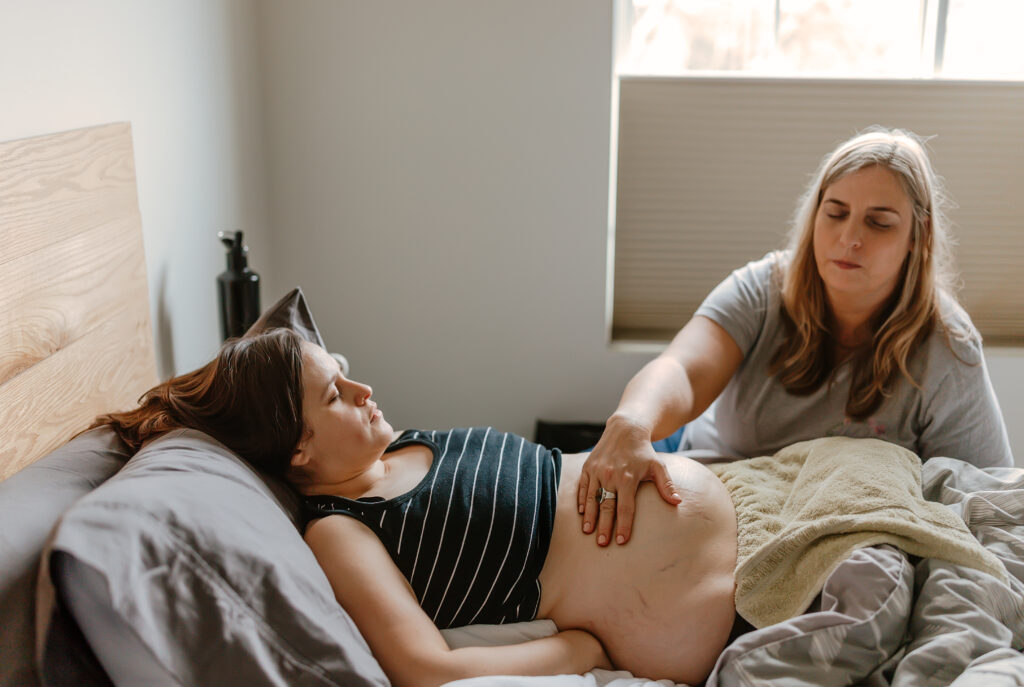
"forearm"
404,629,608,687
612,316,742,441
612,356,696,441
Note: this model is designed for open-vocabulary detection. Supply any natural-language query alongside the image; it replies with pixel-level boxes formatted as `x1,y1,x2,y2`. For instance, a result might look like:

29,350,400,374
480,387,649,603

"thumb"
652,462,681,504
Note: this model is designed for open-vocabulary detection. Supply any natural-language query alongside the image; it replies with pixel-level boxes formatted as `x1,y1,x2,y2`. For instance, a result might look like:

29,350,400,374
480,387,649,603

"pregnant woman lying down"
95,329,737,686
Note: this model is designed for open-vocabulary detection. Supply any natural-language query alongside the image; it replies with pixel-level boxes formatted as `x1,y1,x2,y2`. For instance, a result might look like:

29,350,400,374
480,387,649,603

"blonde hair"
770,127,959,419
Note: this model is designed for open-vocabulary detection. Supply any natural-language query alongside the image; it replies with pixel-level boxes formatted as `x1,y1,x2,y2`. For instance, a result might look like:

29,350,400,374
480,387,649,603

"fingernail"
598,535,607,545
583,522,593,533
616,535,625,544
578,505,584,514
672,492,680,500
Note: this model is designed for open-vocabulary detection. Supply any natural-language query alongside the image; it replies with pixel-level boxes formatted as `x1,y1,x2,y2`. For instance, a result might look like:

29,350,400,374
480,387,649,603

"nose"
838,220,863,250
349,380,372,405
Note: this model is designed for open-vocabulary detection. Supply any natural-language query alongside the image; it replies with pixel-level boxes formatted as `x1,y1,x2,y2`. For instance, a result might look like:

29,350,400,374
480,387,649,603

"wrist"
586,633,612,671
564,630,609,672
606,412,652,439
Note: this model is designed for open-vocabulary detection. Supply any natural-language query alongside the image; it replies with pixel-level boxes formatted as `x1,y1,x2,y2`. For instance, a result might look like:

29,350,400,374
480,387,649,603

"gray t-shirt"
681,251,1013,468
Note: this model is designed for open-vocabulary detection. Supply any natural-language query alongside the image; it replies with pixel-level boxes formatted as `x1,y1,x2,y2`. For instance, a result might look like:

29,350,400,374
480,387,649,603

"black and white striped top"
303,427,562,628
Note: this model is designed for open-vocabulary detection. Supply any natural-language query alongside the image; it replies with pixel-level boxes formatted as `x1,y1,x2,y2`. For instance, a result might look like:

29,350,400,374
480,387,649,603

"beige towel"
708,437,1009,628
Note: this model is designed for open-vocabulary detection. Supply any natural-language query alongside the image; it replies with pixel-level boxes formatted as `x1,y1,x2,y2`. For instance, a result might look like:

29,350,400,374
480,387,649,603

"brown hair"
770,127,960,419
93,328,306,476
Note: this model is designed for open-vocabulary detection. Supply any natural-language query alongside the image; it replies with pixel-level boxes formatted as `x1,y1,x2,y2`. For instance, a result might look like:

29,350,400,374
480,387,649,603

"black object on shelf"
534,420,606,453
217,230,261,341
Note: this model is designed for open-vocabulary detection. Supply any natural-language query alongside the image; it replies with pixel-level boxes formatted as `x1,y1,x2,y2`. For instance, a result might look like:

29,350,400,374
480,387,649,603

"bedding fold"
708,437,1009,628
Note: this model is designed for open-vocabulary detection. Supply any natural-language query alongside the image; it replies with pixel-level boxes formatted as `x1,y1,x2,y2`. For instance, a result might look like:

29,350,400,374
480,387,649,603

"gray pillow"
0,427,131,687
245,286,326,348
247,286,349,375
39,429,388,687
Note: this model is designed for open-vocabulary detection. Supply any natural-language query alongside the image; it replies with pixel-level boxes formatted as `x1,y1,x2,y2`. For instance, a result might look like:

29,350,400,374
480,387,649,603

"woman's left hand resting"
306,514,611,687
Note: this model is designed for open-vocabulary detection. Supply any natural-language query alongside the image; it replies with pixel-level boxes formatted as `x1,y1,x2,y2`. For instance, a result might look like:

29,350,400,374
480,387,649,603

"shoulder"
304,512,379,548
930,291,984,367
695,251,788,355
705,250,787,303
720,250,790,306
731,250,788,286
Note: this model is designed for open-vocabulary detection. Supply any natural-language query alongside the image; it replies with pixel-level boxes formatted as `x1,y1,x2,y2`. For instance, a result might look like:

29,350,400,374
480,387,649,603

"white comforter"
442,457,1024,687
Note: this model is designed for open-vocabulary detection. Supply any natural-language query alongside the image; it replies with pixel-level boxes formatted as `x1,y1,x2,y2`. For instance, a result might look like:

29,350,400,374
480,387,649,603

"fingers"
595,494,618,546
579,471,600,534
593,482,639,546
652,462,682,505
582,464,624,540
613,490,637,545
582,478,600,535
576,470,590,515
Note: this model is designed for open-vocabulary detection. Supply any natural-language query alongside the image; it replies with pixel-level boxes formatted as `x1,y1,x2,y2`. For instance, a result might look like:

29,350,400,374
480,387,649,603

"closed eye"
330,376,344,404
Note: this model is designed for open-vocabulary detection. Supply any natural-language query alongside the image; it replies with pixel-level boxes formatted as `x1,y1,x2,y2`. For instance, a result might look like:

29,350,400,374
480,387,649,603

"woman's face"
812,165,915,309
290,341,394,484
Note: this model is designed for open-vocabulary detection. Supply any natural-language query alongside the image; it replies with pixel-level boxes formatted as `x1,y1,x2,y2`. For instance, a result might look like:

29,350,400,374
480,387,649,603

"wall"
0,0,271,378
255,0,649,441
256,0,1023,463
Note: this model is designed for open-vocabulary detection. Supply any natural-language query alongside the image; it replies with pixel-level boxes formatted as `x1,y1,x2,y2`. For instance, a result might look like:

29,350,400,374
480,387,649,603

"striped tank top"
303,427,562,628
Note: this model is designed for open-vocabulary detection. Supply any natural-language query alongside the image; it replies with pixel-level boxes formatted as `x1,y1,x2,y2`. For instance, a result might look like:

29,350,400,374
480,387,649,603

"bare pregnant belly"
536,453,737,685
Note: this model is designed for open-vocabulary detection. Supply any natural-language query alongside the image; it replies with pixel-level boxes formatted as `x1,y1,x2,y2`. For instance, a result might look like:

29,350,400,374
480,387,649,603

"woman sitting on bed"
579,127,1014,550
95,328,738,687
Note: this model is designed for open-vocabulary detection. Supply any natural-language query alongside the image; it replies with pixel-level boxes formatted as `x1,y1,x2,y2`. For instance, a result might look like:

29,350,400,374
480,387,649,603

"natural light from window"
618,0,1024,79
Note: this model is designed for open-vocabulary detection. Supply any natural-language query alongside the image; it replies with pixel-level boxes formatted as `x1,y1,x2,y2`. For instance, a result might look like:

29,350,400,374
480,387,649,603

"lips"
368,401,381,423
833,259,861,270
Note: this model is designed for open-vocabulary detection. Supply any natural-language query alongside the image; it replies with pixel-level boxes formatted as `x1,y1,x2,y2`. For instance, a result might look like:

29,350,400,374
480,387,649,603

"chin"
824,272,863,288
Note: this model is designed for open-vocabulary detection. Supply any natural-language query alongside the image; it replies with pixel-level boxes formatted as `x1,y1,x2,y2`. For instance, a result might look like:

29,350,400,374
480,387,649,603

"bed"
1,123,1023,687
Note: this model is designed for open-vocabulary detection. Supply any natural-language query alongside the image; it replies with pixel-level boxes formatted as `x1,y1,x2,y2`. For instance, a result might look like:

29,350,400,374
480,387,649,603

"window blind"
612,77,1024,344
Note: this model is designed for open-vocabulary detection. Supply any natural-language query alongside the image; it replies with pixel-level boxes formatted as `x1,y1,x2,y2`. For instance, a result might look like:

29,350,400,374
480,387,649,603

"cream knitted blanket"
708,437,1009,628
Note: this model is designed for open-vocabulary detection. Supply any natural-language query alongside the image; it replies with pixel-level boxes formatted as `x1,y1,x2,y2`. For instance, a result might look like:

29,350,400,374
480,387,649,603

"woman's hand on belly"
577,418,682,546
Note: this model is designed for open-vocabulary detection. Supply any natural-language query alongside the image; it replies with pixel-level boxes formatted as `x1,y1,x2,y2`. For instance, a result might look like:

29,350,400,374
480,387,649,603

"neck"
298,459,389,499
825,291,883,348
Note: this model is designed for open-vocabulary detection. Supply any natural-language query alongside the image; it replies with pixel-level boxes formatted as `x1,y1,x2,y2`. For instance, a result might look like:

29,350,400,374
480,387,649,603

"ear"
290,449,309,469
290,431,313,468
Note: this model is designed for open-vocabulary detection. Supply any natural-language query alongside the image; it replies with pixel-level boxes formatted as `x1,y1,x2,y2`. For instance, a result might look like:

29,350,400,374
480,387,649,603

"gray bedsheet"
706,457,1024,687
445,458,1024,687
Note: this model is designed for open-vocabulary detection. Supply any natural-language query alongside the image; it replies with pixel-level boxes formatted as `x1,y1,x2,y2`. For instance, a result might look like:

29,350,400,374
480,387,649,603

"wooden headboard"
0,123,158,481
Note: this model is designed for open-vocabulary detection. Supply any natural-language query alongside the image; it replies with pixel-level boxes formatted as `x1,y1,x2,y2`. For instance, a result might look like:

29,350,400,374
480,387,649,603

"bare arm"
305,515,611,687
578,316,743,545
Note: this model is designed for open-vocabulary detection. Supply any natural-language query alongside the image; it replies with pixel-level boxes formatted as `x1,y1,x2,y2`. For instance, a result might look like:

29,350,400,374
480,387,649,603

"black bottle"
217,230,261,341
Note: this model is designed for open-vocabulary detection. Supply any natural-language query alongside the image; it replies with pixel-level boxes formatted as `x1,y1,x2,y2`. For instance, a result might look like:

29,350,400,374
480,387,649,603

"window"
610,1,1024,344
617,0,1024,80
